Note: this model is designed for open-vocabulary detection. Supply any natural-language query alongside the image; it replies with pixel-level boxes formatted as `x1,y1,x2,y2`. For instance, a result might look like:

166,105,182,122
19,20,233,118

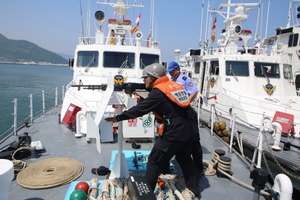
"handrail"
0,86,65,144
77,36,160,48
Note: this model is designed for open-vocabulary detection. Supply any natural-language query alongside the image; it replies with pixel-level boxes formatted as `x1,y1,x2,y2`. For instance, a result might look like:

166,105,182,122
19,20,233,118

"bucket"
0,159,14,200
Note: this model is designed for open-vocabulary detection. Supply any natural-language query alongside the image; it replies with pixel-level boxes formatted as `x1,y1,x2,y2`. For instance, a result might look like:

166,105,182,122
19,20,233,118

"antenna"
86,0,91,42
79,0,85,43
198,0,204,48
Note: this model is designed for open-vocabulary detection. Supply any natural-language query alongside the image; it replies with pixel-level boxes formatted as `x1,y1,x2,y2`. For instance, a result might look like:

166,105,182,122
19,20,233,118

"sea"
0,64,73,141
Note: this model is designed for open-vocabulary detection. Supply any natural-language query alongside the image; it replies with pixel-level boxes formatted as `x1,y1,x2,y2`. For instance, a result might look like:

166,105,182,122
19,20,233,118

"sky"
0,0,297,63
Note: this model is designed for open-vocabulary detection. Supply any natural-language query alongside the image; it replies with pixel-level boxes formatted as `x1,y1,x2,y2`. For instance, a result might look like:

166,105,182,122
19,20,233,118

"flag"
211,17,217,42
131,13,141,34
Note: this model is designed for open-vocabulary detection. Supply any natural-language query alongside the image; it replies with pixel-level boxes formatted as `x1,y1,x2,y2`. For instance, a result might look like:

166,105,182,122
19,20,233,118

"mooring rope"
11,146,31,172
16,157,83,189
209,150,270,196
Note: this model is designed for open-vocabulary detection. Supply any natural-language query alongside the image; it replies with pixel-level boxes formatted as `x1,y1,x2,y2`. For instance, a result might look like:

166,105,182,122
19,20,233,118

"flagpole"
204,0,210,47
199,0,204,48
265,0,270,38
147,0,154,47
152,0,155,41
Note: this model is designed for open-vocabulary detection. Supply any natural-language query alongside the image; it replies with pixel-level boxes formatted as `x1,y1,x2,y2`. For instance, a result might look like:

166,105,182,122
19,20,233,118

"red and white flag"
131,13,142,34
211,17,217,42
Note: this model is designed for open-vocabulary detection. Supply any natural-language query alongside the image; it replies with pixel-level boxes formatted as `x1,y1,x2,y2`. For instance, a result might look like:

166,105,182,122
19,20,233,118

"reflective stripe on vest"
153,76,190,107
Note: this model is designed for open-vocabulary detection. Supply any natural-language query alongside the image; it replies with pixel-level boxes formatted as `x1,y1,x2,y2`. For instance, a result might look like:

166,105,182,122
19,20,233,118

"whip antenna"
79,0,85,43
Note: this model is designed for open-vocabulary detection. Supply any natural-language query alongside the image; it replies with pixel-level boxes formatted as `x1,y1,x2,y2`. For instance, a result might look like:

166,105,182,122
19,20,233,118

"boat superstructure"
179,0,300,136
264,0,300,94
176,0,300,193
0,0,297,199
60,0,160,149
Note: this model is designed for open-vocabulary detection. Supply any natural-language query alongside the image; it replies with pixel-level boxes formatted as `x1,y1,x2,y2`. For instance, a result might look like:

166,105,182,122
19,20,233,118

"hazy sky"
0,0,297,63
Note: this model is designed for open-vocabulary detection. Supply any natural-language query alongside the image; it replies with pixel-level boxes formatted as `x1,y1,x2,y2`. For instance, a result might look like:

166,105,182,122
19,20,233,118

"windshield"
140,54,160,69
226,61,249,76
77,51,98,67
283,64,293,79
254,62,280,78
103,52,135,68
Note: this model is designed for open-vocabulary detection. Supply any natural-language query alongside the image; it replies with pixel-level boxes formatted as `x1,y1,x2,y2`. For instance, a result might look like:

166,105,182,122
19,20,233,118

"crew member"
167,61,203,177
105,63,200,198
109,29,116,45
167,61,198,102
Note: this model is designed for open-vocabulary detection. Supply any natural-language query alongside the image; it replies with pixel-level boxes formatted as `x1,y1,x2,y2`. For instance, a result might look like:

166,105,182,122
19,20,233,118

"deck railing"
0,86,65,144
78,36,160,49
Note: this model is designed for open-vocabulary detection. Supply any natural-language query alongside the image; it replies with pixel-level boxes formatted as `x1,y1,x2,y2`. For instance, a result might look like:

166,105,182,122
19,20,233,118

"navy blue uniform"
172,73,203,175
116,88,199,197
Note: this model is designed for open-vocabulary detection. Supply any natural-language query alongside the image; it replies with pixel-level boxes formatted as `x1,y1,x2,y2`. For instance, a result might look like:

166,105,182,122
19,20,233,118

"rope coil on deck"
12,146,31,171
205,149,270,196
17,157,83,189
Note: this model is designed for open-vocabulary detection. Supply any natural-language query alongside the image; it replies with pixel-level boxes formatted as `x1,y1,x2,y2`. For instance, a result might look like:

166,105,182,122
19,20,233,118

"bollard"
250,168,268,200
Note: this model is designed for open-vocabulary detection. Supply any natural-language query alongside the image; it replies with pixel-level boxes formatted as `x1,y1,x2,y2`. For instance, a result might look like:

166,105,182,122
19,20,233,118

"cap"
166,61,180,72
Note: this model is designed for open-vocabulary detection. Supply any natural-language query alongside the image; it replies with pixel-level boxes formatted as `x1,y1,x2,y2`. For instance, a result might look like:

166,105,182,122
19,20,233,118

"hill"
0,33,68,65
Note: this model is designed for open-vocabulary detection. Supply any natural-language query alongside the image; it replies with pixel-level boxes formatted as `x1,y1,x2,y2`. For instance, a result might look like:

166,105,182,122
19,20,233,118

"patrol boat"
60,0,161,148
176,0,300,195
0,0,295,200
263,0,300,94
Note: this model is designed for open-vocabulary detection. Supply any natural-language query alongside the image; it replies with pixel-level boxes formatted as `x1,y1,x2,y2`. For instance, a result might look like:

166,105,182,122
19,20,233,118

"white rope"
109,179,116,200
202,160,216,176
115,178,124,200
159,174,184,200
97,180,110,200
89,178,99,199
176,176,195,200
154,184,165,200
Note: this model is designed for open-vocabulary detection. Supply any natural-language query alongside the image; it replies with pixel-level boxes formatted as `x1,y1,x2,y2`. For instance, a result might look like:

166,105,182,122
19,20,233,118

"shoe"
131,141,141,149
91,166,111,175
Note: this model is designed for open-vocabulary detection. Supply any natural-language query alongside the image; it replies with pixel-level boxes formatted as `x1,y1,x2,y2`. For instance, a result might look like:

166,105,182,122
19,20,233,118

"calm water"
0,64,73,141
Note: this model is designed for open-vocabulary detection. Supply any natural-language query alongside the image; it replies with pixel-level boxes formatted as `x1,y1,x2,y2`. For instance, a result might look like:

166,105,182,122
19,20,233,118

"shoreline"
0,62,68,67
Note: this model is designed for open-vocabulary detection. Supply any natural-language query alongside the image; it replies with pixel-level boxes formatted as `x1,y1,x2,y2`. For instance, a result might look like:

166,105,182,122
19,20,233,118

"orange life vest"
152,76,190,136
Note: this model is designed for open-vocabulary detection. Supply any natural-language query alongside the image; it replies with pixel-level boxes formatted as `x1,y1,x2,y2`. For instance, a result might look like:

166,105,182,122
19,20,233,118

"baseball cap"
166,61,180,72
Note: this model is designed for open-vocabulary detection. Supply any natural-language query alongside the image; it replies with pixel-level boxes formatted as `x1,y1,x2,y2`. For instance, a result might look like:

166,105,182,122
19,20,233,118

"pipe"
272,174,293,200
271,122,282,150
75,111,85,137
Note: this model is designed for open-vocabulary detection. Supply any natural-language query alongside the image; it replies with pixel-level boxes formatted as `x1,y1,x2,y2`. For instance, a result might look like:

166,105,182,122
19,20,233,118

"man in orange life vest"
105,63,200,198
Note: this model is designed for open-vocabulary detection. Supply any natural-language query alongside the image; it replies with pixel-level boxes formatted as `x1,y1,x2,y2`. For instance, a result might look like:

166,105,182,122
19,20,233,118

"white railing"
77,36,160,49
0,86,65,143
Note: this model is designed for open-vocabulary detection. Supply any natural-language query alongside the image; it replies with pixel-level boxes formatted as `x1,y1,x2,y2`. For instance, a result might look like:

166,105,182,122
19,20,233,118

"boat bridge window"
210,61,219,75
283,64,293,79
288,33,299,47
77,51,99,67
296,75,300,91
140,54,160,69
194,62,200,74
226,61,249,76
103,52,134,68
254,62,280,78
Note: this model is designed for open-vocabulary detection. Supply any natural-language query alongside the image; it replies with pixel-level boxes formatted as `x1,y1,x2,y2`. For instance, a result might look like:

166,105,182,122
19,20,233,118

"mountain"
57,53,73,60
0,33,68,65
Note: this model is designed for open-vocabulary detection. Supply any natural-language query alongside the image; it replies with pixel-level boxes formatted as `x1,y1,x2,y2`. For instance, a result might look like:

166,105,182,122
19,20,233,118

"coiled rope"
11,146,31,172
17,157,83,189
206,149,270,196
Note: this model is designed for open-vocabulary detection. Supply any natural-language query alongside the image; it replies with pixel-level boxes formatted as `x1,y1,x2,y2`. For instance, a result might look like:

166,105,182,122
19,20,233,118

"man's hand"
105,117,118,123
